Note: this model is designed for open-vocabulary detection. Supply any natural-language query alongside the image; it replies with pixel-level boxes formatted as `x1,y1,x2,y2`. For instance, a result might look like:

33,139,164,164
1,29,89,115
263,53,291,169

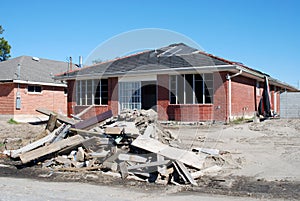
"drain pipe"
226,69,243,122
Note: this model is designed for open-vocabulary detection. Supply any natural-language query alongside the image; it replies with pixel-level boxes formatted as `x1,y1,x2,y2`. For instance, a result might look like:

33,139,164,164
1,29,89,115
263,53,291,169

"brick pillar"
67,80,76,117
213,72,228,122
108,77,118,116
157,74,169,121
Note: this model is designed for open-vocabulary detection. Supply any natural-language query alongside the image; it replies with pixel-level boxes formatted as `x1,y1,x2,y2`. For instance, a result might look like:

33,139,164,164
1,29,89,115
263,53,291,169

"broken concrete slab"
76,147,85,162
131,136,205,170
118,153,148,163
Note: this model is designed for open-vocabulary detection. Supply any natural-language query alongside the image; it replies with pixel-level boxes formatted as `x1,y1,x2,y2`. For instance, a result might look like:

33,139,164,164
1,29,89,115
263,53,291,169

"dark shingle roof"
59,43,230,78
0,56,71,84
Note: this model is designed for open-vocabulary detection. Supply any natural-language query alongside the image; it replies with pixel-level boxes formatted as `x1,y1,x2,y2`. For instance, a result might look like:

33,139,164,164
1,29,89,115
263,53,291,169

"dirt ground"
0,118,300,200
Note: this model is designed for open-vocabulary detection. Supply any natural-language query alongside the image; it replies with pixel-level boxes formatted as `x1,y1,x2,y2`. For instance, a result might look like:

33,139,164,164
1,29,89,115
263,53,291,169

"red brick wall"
231,76,256,118
0,83,14,115
213,72,228,121
67,80,76,117
74,105,109,120
14,84,67,115
108,77,118,116
167,104,213,121
157,74,169,120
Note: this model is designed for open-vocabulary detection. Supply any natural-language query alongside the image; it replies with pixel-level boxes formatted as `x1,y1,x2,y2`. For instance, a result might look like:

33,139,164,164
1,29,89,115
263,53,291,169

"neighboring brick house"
55,43,298,122
0,56,71,122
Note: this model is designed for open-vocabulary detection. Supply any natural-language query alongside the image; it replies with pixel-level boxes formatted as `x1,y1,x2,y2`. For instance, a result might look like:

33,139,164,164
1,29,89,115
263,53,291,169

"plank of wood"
81,137,113,151
105,127,124,135
127,160,171,170
57,136,111,155
74,105,93,118
174,160,198,186
52,124,71,143
46,113,57,132
69,128,105,137
20,135,84,164
131,136,205,170
118,153,147,163
71,110,113,130
36,108,76,125
119,161,129,179
10,124,66,158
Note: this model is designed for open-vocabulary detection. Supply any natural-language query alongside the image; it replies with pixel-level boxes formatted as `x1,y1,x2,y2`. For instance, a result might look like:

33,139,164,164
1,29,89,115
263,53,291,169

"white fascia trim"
13,80,67,87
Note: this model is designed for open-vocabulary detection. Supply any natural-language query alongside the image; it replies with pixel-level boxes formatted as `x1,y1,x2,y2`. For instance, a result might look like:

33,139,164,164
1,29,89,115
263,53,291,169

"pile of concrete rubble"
5,108,227,186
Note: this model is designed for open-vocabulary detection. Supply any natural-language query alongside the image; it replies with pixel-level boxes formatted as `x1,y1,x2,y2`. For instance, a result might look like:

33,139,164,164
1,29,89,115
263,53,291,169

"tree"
0,25,11,62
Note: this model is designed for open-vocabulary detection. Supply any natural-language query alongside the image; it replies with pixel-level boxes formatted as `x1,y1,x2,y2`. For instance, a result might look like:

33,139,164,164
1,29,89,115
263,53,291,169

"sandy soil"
0,118,300,200
172,118,300,181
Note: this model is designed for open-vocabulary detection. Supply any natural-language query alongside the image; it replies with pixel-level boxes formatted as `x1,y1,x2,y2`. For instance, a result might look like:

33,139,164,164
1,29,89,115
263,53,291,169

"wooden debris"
36,108,76,125
20,135,84,164
72,110,113,130
46,113,57,132
173,160,197,186
105,127,124,135
10,123,67,158
52,124,71,143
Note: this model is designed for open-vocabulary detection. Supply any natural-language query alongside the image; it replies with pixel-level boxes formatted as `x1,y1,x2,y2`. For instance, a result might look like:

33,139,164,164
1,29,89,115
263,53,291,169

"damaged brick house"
55,43,298,122
0,56,71,122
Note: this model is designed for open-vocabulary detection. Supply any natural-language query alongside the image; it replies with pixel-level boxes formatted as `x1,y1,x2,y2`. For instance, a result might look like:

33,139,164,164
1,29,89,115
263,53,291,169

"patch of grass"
231,117,254,124
0,143,4,147
7,118,18,124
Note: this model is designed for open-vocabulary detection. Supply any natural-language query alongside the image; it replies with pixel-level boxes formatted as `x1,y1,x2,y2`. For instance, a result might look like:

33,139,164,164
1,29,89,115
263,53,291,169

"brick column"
108,77,118,116
213,72,228,122
67,80,76,117
157,74,169,121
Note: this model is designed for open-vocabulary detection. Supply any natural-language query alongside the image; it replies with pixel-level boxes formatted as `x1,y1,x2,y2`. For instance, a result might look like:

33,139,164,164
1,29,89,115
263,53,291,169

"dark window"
170,75,177,104
169,73,213,104
101,79,108,105
185,74,194,104
177,75,184,104
76,79,108,106
28,85,42,93
195,74,203,104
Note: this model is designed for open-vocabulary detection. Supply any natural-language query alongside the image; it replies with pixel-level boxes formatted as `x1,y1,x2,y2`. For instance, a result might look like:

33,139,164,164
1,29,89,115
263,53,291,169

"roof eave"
13,80,67,87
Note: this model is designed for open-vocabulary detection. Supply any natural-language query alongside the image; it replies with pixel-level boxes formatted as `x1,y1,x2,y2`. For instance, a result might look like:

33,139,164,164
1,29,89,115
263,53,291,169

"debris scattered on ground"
3,108,229,186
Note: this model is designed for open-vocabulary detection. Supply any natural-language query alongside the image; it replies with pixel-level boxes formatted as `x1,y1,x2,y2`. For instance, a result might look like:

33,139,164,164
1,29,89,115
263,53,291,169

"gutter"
226,70,243,122
13,80,67,87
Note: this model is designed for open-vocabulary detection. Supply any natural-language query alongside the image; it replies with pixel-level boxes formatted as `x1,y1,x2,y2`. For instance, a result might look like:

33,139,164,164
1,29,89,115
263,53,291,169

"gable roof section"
55,43,298,92
56,43,229,78
0,56,72,86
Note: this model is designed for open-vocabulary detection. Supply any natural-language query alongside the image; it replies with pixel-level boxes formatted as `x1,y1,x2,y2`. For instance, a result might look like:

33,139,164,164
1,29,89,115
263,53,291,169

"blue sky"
1,0,300,87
